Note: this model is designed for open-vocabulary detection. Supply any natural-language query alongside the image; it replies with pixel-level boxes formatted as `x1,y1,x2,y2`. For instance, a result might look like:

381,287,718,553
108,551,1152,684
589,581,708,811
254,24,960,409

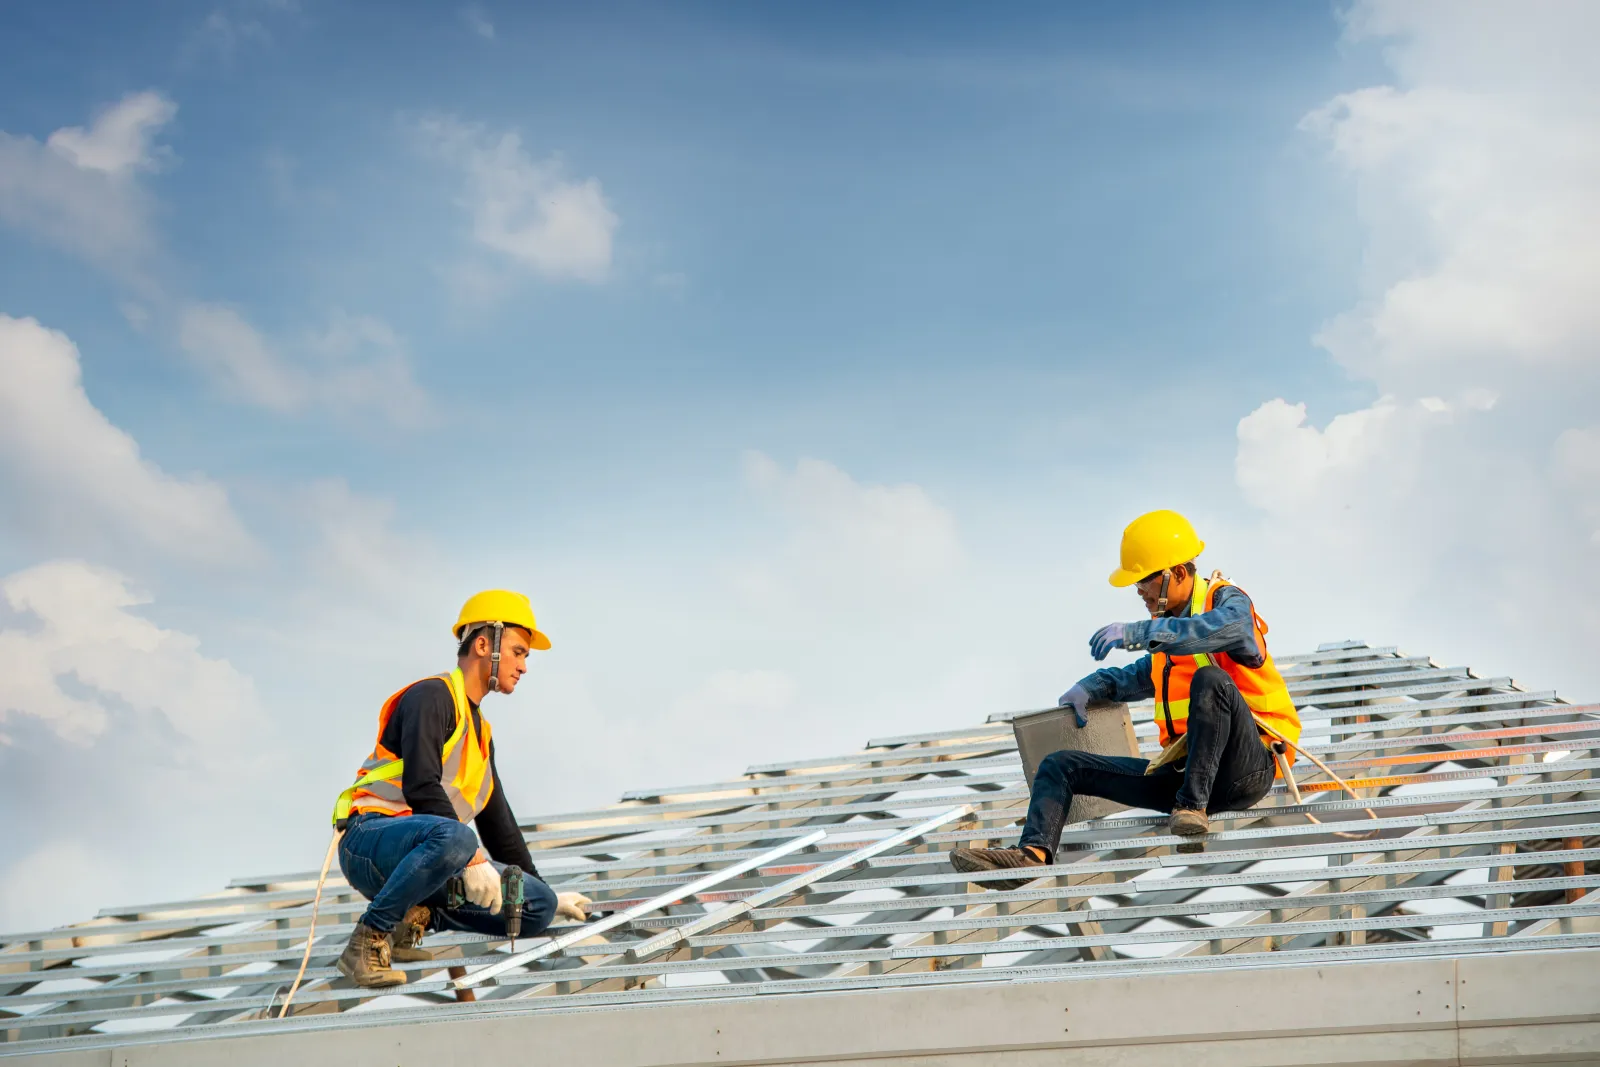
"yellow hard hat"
453,590,551,650
1108,510,1205,587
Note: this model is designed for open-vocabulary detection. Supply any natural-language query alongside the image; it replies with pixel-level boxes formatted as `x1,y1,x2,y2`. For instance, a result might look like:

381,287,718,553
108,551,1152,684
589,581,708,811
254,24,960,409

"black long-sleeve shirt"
379,678,540,878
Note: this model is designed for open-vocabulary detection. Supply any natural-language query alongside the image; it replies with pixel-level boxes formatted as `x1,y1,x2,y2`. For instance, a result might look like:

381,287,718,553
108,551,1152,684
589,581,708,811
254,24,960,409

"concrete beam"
6,948,1597,1067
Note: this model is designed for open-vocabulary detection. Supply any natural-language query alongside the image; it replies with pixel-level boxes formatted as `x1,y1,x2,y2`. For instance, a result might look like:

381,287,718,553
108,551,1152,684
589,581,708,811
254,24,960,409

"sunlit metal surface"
3,641,1596,1057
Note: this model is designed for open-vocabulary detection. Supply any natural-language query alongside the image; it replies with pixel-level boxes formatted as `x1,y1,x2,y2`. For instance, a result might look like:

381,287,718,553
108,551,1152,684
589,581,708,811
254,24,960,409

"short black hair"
1140,560,1197,584
457,624,534,658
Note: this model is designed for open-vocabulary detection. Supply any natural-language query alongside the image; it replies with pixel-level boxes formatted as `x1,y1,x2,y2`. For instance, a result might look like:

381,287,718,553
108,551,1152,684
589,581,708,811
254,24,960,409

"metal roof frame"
3,640,1597,1059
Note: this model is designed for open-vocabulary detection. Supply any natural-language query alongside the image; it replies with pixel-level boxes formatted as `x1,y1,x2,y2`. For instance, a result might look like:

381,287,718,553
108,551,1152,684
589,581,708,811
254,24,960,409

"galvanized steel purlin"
2,641,1598,1053
624,804,975,962
619,703,1596,804
453,828,828,990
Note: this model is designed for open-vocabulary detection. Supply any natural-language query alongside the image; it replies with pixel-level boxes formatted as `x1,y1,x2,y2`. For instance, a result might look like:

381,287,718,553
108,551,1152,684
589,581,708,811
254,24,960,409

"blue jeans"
1019,666,1275,860
338,812,557,937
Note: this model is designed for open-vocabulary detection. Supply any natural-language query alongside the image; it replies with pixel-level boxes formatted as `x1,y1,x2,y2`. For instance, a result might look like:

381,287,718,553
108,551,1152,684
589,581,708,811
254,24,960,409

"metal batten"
452,828,827,990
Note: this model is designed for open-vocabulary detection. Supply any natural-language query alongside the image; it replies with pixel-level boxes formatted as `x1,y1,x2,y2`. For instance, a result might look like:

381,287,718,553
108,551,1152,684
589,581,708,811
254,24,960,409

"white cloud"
1298,2,1600,392
1233,0,1600,693
177,303,303,412
417,114,618,283
299,479,446,605
0,561,278,933
0,92,175,281
0,561,259,746
461,4,495,39
176,303,430,425
0,314,255,562
191,0,298,58
45,91,177,175
733,452,962,616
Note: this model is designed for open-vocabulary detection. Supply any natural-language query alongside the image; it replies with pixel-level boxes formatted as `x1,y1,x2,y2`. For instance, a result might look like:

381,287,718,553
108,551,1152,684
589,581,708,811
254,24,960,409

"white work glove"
462,859,503,915
555,891,592,923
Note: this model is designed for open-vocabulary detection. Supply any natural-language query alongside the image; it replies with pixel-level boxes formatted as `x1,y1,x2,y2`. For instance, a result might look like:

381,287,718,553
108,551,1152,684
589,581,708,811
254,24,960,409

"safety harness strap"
331,760,404,828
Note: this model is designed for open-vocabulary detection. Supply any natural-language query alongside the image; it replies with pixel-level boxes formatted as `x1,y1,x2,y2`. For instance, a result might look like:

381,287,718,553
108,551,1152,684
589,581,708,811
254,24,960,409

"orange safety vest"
1149,577,1300,750
332,668,496,826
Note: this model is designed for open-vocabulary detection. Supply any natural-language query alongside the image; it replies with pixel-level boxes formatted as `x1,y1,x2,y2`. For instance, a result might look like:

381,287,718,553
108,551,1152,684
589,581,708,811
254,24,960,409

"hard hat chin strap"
486,621,505,693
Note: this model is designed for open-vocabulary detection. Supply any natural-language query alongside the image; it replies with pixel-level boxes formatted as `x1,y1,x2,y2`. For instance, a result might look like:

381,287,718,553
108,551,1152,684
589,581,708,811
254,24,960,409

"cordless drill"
501,864,524,946
444,864,525,947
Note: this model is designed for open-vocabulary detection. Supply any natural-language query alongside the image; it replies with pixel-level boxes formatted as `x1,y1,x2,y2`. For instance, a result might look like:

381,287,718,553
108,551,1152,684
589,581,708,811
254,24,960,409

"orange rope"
1255,717,1380,836
1321,739,1589,772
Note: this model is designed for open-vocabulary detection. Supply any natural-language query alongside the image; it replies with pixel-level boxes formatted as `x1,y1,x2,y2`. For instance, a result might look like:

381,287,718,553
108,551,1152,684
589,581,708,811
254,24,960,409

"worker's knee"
1187,666,1236,717
434,820,480,871
520,875,558,936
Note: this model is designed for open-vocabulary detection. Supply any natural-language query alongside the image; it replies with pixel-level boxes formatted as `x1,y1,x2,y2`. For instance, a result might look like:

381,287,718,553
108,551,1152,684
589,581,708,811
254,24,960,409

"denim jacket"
1077,583,1262,705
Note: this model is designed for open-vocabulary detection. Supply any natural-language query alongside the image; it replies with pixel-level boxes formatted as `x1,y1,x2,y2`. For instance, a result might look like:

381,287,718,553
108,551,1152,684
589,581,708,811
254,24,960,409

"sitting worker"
331,590,593,987
951,510,1300,887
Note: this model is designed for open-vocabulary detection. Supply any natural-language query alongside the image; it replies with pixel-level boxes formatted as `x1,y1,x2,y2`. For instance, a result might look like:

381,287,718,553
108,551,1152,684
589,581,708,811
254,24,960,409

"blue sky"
2,0,1595,930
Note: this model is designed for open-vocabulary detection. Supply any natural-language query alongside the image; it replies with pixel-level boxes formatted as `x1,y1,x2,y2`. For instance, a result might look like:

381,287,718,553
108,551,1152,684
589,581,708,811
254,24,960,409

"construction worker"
331,590,593,987
951,510,1300,888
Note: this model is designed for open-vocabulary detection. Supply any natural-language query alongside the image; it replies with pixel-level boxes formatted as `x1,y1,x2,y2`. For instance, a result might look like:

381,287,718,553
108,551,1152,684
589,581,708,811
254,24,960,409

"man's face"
1135,568,1194,617
473,627,533,693
494,628,533,693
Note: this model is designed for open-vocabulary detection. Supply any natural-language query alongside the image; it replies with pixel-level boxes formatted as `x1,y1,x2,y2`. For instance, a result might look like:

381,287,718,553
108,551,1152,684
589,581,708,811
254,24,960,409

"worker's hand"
1089,622,1128,661
1058,683,1091,729
555,892,593,923
462,859,503,915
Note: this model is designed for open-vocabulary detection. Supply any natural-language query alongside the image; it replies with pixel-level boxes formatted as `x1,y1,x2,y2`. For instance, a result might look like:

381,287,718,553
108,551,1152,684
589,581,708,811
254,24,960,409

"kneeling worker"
332,590,592,987
952,510,1300,887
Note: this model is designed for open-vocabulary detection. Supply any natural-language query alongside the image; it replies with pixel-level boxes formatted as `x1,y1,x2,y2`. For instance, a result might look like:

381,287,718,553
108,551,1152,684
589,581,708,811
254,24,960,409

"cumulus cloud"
0,561,259,746
177,303,430,425
0,314,255,563
0,561,273,932
1296,0,1599,394
45,92,177,174
416,114,619,283
1233,0,1600,693
0,91,175,282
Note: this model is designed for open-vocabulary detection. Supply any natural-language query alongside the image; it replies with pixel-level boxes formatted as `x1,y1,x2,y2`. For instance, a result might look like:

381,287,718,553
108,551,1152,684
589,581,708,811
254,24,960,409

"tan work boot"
388,905,433,963
1169,809,1210,853
337,922,406,988
949,846,1047,891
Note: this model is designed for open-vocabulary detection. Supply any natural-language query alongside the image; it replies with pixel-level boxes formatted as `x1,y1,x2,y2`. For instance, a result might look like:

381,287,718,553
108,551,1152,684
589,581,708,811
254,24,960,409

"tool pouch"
1144,733,1188,775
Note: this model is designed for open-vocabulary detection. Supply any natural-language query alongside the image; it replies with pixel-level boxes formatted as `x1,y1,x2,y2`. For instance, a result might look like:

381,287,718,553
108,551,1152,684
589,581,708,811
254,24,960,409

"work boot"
1169,809,1210,854
949,846,1047,891
336,922,406,988
388,905,433,963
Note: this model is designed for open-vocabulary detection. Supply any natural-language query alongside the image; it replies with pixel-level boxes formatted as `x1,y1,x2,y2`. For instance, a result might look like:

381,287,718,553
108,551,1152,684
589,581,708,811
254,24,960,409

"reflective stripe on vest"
332,668,496,826
1147,578,1300,750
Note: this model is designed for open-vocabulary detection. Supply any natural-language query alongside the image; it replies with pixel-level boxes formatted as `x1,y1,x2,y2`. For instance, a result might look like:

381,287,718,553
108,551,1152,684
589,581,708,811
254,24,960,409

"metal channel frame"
2,641,1596,1055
